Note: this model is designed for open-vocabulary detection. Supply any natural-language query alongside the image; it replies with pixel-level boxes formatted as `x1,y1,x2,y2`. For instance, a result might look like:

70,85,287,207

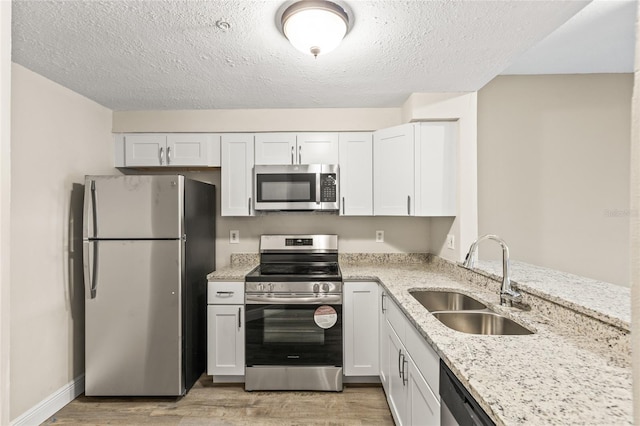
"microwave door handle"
316,173,321,205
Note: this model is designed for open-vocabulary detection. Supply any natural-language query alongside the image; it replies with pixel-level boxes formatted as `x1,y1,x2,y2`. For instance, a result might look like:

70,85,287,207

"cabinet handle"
381,293,386,313
402,355,408,386
166,147,171,165
238,307,242,329
248,197,251,216
216,291,234,297
398,349,403,378
342,197,345,215
291,146,294,164
159,147,164,165
407,195,411,215
298,146,302,164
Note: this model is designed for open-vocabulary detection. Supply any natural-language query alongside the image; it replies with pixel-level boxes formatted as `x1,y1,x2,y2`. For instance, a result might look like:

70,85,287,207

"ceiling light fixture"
281,0,350,58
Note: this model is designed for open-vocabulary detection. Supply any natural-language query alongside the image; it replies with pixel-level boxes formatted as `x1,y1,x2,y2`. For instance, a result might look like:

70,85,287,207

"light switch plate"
230,230,240,244
376,230,384,243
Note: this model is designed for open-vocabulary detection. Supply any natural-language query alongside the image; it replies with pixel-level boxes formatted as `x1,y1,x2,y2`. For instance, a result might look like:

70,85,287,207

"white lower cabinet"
343,281,379,376
380,284,440,426
207,281,245,376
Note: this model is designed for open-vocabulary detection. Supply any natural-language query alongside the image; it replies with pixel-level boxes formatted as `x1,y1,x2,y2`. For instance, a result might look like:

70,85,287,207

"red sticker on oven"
314,305,338,329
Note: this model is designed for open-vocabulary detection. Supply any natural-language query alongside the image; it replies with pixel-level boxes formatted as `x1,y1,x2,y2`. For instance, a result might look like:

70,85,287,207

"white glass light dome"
281,1,349,57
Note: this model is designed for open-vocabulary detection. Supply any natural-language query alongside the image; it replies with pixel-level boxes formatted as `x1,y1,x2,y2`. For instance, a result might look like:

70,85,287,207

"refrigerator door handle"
83,240,98,299
90,179,98,238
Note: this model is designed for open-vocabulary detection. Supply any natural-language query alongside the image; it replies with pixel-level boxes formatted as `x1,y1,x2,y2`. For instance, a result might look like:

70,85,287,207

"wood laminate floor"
42,375,394,425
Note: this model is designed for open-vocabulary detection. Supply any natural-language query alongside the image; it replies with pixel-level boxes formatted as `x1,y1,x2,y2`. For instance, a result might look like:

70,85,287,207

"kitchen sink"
410,290,487,312
432,311,533,335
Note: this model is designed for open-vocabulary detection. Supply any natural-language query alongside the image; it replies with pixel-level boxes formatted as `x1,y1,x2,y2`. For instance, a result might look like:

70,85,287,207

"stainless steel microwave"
253,164,339,211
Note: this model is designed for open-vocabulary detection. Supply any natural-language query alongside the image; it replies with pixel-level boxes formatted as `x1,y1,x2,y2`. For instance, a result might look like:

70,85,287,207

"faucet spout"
462,234,520,307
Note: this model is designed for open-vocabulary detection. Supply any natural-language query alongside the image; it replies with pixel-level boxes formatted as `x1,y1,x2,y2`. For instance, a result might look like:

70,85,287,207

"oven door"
245,298,342,367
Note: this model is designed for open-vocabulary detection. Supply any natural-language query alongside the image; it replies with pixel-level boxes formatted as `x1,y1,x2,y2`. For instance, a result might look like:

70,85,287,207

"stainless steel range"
244,234,343,392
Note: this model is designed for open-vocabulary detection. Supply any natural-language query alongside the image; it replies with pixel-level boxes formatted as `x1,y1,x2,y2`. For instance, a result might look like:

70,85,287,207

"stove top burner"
245,263,341,282
246,234,342,283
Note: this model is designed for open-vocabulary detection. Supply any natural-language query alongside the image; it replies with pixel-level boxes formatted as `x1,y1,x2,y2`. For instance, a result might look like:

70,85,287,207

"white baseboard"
11,375,84,426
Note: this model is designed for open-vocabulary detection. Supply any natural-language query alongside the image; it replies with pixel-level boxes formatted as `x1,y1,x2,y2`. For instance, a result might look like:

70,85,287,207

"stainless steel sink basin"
410,290,487,312
432,311,533,335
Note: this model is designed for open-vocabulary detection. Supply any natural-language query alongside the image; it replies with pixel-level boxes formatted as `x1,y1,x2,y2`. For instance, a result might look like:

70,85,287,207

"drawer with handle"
207,281,245,304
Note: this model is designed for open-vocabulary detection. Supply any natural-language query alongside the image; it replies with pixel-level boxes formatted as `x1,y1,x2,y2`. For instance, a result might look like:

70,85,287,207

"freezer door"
85,239,184,396
84,175,183,239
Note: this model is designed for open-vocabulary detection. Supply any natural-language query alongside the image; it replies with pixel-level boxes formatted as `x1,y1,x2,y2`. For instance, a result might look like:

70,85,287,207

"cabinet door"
297,133,339,164
407,355,440,426
387,325,408,425
221,134,254,216
339,133,373,216
123,134,167,167
207,305,245,375
255,133,296,165
415,122,457,216
344,281,379,376
166,133,220,167
373,123,415,216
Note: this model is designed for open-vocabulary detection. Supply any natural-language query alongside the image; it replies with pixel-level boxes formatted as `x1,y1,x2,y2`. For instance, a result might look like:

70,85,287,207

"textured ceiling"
12,0,591,111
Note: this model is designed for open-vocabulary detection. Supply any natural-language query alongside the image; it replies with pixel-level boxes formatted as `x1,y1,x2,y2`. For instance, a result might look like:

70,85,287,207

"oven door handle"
245,294,342,305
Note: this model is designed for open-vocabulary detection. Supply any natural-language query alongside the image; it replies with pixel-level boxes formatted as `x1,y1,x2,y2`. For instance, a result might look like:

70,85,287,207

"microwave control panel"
320,173,337,202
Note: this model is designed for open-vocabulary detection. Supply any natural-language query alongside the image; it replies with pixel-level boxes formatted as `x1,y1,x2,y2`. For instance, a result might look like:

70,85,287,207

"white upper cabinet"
254,133,339,165
339,132,373,216
414,122,457,216
373,122,457,217
373,123,416,216
296,133,339,164
254,133,296,165
115,133,221,167
166,134,221,166
221,133,255,217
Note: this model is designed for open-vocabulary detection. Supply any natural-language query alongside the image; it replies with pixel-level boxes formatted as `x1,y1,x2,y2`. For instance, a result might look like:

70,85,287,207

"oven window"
263,308,324,344
256,173,315,202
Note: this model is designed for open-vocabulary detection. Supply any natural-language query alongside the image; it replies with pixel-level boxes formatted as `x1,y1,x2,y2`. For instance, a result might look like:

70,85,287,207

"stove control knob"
268,283,274,292
322,283,330,293
258,283,264,291
313,283,320,293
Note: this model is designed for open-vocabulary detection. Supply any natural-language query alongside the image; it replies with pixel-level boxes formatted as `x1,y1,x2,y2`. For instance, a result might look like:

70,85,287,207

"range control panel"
320,173,337,202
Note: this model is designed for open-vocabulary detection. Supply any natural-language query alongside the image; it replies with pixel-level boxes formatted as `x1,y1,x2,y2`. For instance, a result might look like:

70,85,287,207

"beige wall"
478,74,632,287
10,64,115,420
630,1,639,421
0,2,11,424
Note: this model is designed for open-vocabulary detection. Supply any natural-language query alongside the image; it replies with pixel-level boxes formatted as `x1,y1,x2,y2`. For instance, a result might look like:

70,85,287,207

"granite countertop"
207,257,632,425
475,260,630,330
342,262,632,426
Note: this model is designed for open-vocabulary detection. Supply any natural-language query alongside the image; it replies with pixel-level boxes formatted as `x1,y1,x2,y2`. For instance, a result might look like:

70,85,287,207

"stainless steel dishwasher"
440,360,495,426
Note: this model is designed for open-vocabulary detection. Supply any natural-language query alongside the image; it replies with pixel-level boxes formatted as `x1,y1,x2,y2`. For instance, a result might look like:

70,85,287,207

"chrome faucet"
462,234,522,307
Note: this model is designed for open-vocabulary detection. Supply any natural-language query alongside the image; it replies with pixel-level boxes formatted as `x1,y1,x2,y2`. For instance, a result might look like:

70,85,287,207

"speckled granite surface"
475,260,631,330
207,254,632,425
342,263,632,425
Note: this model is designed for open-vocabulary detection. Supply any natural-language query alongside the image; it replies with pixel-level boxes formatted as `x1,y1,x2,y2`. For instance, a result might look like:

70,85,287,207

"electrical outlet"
446,234,455,250
376,230,384,243
230,230,240,244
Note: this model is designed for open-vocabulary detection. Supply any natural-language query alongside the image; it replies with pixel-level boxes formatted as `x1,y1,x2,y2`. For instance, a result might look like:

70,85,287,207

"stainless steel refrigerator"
82,175,215,396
